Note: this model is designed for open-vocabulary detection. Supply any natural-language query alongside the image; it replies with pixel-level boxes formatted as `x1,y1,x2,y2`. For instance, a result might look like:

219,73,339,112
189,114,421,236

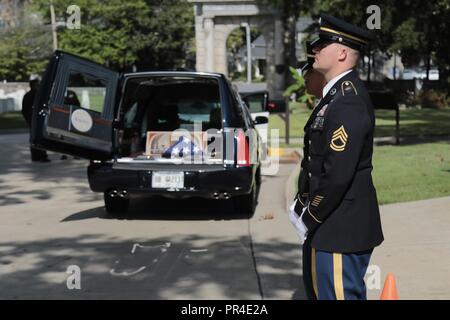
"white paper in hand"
288,200,309,245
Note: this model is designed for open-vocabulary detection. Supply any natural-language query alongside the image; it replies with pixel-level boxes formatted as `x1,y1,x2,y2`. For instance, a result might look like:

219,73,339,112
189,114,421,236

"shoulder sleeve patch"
341,81,358,96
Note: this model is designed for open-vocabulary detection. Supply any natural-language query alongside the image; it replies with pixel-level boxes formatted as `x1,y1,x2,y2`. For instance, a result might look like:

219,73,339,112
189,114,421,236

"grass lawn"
293,142,450,205
269,103,450,138
269,102,309,138
372,142,450,205
0,111,28,130
375,109,450,137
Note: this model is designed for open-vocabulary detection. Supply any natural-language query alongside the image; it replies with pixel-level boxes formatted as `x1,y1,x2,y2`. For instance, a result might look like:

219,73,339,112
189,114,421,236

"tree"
134,0,195,71
308,0,450,87
284,66,315,109
226,26,262,80
0,4,53,81
31,0,194,72
226,26,261,57
227,28,245,58
255,0,315,89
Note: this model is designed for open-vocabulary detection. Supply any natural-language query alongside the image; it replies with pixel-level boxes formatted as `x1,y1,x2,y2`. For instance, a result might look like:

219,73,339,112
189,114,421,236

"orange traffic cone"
380,273,399,300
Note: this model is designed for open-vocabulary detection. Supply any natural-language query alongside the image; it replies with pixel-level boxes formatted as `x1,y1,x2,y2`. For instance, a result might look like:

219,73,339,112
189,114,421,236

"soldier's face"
313,42,339,73
305,70,326,98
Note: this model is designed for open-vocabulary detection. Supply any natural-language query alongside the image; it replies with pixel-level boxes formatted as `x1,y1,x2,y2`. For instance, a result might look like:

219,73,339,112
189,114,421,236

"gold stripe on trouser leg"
333,253,345,300
311,248,318,298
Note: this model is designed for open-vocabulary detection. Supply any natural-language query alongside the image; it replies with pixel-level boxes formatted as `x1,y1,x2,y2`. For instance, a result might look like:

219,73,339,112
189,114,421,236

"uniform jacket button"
308,172,312,178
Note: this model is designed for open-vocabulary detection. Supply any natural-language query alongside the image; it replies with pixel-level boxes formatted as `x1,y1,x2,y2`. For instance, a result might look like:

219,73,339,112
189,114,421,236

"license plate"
152,171,184,189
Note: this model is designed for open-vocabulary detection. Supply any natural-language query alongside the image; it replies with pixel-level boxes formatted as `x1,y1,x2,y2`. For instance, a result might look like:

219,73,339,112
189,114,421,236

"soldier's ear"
337,47,348,62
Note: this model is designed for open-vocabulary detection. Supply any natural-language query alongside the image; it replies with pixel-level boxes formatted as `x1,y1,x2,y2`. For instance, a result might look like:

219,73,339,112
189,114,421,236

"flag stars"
163,135,204,159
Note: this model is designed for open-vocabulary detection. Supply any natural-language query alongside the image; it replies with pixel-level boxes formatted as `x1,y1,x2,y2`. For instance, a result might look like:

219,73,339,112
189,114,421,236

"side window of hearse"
63,71,107,113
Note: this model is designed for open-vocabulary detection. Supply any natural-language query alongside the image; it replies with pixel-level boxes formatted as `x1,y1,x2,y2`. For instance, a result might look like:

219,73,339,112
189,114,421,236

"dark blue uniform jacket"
295,70,384,253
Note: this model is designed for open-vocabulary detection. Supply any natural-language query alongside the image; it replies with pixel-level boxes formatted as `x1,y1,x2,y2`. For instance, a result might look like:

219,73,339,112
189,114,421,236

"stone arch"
188,0,285,99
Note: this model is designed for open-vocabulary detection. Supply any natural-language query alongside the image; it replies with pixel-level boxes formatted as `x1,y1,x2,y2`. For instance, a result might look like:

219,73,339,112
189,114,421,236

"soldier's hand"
288,200,309,245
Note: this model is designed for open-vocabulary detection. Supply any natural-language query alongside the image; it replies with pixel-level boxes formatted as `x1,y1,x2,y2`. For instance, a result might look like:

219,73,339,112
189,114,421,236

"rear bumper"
87,162,255,199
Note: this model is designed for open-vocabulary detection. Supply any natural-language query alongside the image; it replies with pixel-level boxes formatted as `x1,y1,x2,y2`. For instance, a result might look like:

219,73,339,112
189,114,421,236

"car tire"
235,183,257,217
255,167,262,186
104,191,129,214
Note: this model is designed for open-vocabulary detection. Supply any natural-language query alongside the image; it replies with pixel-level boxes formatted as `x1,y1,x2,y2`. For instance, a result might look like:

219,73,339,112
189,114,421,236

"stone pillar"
204,17,215,72
213,25,229,75
264,25,275,99
263,17,285,101
196,34,205,71
193,4,206,72
272,17,285,100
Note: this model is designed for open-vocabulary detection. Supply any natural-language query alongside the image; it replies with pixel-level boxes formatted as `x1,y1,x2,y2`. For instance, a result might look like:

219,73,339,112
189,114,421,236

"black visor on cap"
320,32,365,51
310,37,333,50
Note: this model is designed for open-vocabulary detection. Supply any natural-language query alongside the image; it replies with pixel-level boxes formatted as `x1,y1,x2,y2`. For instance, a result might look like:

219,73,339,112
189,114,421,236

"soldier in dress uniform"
288,13,384,300
291,41,326,301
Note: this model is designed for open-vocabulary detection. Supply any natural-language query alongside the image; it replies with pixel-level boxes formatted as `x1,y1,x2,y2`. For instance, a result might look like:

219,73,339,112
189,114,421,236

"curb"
268,147,301,164
284,149,303,212
268,147,285,157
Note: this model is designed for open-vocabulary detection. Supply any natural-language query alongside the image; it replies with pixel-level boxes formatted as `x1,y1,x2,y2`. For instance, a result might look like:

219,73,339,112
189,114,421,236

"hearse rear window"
121,76,222,133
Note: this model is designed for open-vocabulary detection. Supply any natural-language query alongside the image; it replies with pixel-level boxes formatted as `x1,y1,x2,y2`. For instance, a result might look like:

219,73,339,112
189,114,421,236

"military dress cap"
29,74,41,82
311,13,373,52
300,41,316,75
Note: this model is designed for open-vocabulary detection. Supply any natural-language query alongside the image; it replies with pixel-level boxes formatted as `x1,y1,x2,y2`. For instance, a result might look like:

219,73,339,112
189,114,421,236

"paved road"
6,133,447,300
0,133,303,299
368,196,450,300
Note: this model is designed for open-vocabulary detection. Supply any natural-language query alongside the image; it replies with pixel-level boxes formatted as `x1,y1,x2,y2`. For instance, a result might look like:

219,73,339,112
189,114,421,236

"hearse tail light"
236,129,250,167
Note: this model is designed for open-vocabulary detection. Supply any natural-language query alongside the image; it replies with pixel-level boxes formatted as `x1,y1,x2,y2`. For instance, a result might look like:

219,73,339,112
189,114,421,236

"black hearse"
32,51,268,215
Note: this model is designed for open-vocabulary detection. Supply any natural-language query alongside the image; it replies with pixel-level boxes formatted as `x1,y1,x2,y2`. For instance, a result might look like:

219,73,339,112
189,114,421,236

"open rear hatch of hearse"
112,73,231,171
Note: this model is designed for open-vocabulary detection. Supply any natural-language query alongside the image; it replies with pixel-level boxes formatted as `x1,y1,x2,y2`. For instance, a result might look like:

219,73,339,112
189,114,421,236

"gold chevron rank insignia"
330,125,348,152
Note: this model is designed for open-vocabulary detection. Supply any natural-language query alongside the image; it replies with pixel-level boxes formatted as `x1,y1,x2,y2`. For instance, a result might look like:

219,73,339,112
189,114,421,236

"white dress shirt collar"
322,69,353,98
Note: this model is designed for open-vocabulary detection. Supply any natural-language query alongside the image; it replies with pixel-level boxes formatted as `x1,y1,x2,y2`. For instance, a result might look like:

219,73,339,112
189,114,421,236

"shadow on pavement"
0,134,93,204
0,233,306,300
